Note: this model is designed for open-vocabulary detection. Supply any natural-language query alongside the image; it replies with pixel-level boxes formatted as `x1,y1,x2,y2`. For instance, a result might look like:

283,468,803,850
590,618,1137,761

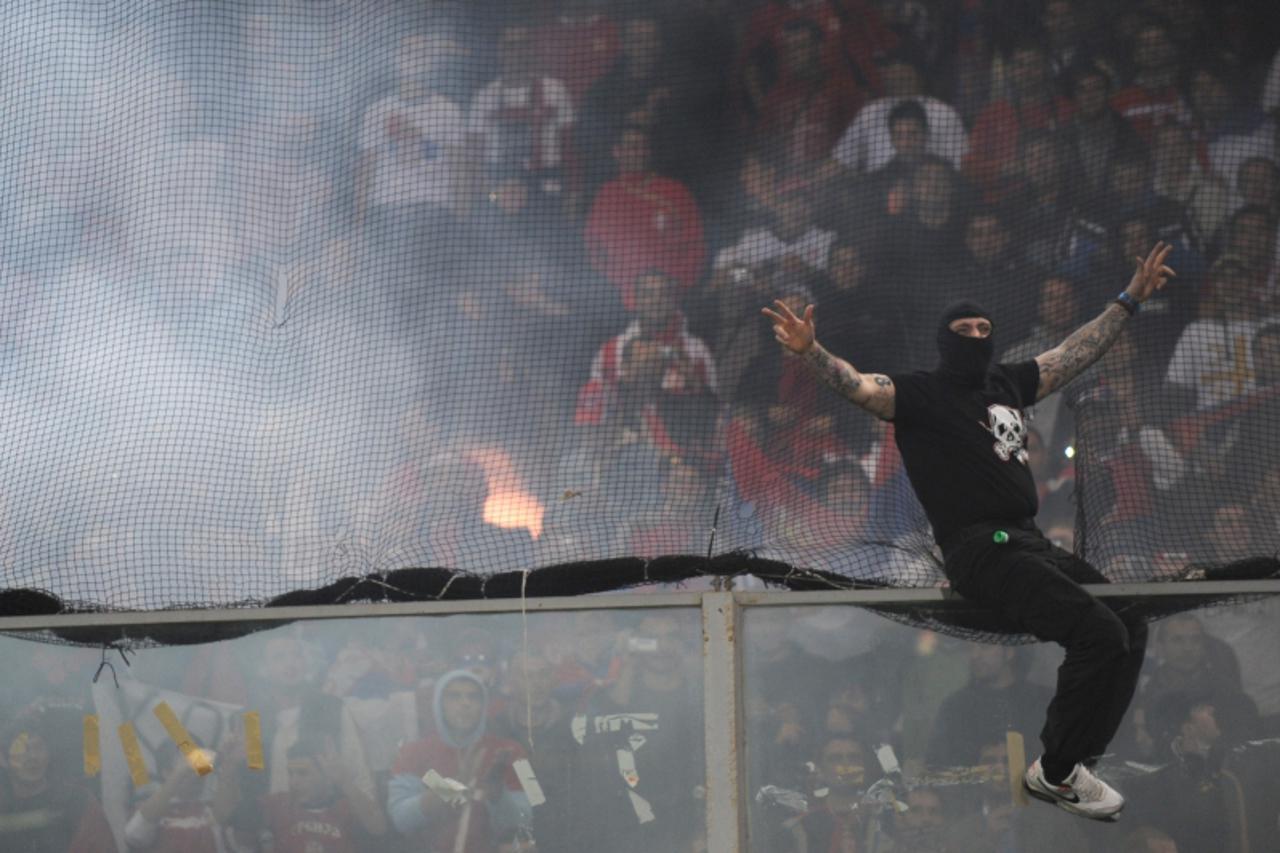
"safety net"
1,0,1279,615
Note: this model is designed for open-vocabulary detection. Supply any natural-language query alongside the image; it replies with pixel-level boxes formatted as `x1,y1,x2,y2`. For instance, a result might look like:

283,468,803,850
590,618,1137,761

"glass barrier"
3,593,1279,853
742,597,1280,853
0,607,705,853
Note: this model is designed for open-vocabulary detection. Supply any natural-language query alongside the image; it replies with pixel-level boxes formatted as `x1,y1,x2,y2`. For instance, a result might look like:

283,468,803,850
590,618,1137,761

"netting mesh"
1,0,1278,611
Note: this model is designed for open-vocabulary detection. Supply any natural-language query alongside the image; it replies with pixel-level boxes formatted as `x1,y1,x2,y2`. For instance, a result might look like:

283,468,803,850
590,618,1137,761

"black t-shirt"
890,361,1041,546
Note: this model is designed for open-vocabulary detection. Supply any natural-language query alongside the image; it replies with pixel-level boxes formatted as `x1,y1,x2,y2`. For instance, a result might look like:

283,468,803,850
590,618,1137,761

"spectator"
883,158,969,362
753,18,863,172
964,42,1072,203
490,650,577,853
852,99,933,224
1265,47,1280,118
1002,276,1083,364
955,206,1033,332
831,52,968,175
577,18,674,194
1130,691,1280,852
783,736,876,853
583,126,707,311
1235,323,1280,462
0,713,116,852
250,633,376,801
1040,0,1092,83
1101,150,1188,237
925,645,1053,769
738,0,893,122
124,743,228,853
529,0,619,107
388,670,532,853
890,786,947,853
815,236,907,376
709,258,810,402
1078,349,1189,561
1110,17,1190,142
574,270,718,463
1061,62,1146,209
250,736,387,853
460,168,608,442
1085,214,1201,370
1216,205,1276,286
713,183,836,279
468,26,576,209
1152,122,1231,250
575,613,703,853
1006,130,1089,271
743,617,832,808
1186,61,1266,152
1133,613,1259,755
1166,254,1264,409
355,32,471,252
551,610,618,698
1228,156,1280,220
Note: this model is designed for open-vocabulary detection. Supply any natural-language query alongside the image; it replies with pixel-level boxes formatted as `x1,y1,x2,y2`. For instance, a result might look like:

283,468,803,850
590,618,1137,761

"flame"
483,489,544,539
466,446,544,539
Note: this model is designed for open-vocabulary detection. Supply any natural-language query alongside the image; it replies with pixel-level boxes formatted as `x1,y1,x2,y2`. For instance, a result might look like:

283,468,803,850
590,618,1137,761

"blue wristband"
1114,292,1139,315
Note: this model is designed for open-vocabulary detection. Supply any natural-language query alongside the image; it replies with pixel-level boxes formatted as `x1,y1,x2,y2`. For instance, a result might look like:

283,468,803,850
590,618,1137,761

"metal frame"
3,579,1278,853
2,580,1276,633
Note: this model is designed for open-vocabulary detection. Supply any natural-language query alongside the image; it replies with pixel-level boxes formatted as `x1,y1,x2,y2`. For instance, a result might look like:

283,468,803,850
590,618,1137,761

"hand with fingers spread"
1124,241,1177,303
761,299,816,354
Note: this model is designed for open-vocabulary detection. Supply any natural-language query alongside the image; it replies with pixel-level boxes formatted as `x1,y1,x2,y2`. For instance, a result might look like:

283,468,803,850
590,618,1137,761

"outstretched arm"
1034,242,1176,401
761,300,896,420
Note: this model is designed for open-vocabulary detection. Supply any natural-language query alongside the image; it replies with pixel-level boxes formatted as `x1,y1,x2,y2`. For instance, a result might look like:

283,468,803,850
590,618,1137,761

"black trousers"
942,521,1148,778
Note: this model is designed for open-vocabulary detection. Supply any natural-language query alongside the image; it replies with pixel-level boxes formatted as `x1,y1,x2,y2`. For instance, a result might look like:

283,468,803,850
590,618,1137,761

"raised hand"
761,300,816,354
1125,241,1177,303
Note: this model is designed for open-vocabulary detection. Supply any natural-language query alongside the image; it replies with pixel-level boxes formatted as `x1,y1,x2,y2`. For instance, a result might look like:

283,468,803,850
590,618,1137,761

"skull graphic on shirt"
983,404,1029,464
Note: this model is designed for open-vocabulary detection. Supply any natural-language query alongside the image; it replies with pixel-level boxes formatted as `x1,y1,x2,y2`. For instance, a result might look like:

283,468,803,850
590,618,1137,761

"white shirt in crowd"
830,96,969,173
1262,48,1280,116
1209,118,1278,213
1166,318,1263,409
467,76,574,170
358,93,466,209
713,226,836,273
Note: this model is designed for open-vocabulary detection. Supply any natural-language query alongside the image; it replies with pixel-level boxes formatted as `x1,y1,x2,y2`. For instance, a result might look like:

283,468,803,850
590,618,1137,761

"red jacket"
584,174,706,309
964,96,1073,202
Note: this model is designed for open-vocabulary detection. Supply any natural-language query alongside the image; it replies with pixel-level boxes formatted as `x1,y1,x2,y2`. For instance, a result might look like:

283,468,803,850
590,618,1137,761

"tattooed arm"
761,300,896,420
1033,303,1129,401
802,343,896,420
1034,241,1176,402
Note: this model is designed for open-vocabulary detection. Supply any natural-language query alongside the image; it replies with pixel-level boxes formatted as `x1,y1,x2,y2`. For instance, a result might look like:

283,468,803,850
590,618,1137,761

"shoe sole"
1023,778,1124,822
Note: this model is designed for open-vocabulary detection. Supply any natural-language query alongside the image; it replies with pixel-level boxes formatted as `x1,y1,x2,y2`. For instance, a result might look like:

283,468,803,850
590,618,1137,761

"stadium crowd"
0,598,1277,852
1,0,1280,849
2,0,1278,586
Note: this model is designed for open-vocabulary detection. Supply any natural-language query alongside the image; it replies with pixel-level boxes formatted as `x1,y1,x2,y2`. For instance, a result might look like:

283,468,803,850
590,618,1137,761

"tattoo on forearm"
803,345,894,418
804,344,862,402
1038,303,1128,400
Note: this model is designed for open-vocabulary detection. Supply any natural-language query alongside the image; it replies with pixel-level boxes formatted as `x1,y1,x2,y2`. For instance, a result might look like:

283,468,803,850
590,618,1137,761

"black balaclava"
935,299,994,387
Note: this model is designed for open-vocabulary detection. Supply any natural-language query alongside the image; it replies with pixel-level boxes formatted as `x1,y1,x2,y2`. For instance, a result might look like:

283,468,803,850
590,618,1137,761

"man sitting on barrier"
762,242,1177,820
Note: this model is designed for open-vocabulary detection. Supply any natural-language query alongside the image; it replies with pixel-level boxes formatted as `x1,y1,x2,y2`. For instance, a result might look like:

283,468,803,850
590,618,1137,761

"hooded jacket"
387,670,531,852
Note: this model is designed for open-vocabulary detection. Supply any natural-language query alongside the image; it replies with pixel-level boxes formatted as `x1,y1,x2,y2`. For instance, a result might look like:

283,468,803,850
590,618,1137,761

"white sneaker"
1024,758,1124,821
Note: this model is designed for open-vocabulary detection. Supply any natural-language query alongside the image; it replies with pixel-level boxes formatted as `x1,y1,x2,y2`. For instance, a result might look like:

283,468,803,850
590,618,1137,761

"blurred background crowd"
1,0,1279,602
1,597,1278,852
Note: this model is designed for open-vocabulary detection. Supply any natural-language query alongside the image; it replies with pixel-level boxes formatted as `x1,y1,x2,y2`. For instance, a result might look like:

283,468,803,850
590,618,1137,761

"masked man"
762,243,1177,822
